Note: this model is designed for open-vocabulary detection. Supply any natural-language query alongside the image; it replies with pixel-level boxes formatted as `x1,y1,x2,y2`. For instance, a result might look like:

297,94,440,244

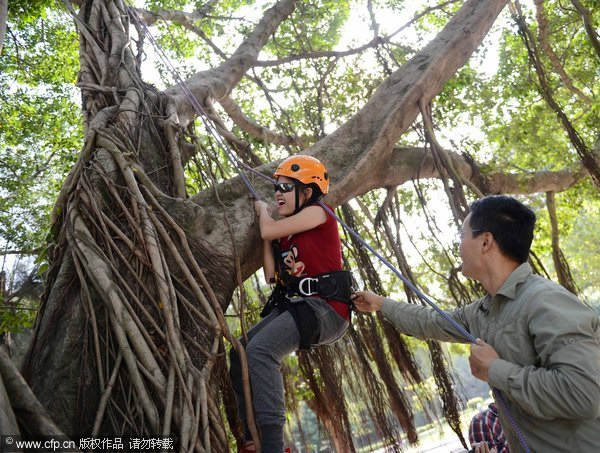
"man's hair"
469,195,536,263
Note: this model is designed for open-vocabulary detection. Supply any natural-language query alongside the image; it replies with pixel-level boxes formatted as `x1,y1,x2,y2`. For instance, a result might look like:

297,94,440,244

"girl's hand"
254,200,269,216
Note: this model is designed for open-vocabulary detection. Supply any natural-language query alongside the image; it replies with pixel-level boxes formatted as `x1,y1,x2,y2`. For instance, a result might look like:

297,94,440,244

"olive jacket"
381,263,600,452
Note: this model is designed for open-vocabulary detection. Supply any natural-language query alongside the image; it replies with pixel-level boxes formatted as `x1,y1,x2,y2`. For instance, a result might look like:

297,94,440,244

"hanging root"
0,348,67,437
427,340,467,449
339,200,467,448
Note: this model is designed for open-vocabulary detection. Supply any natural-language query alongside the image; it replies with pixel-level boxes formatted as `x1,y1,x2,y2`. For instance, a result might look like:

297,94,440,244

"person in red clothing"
229,155,351,453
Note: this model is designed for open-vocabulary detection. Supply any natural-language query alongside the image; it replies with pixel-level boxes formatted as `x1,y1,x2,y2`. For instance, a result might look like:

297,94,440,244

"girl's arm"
255,201,327,240
262,239,276,283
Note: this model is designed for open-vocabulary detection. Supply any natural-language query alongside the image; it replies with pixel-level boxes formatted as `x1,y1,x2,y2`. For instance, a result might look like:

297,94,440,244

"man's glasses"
456,228,483,242
273,182,295,193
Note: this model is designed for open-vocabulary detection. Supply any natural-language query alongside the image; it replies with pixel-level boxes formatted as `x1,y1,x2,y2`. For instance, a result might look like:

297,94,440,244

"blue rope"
127,7,530,452
318,202,477,342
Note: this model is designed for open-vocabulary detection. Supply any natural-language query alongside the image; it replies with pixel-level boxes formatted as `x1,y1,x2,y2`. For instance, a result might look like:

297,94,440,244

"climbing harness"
296,272,353,300
270,240,354,306
263,271,354,312
260,237,354,349
128,8,531,453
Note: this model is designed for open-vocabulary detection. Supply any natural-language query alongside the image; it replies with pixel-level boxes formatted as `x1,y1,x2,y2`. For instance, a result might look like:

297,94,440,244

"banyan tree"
0,0,597,451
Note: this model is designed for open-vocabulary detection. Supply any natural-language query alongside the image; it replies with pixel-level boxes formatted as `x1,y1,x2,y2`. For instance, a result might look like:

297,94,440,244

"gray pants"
229,297,348,452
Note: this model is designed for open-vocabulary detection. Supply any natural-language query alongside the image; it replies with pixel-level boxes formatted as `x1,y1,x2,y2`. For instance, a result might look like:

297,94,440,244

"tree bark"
0,347,66,437
0,353,21,439
0,0,7,55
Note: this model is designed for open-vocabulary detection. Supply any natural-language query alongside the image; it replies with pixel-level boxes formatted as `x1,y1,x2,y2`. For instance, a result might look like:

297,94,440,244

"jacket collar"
495,262,532,300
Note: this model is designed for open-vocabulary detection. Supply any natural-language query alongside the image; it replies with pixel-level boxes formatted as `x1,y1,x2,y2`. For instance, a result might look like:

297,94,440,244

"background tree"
0,0,597,451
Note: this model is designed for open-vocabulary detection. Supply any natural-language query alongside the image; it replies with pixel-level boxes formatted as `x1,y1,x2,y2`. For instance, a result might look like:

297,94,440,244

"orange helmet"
273,155,329,194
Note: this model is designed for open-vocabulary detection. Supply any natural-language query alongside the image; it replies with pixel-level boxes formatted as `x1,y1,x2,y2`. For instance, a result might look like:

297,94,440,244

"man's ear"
481,232,494,252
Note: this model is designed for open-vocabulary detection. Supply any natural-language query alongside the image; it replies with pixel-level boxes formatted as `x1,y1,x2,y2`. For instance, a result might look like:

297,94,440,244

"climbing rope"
127,7,531,453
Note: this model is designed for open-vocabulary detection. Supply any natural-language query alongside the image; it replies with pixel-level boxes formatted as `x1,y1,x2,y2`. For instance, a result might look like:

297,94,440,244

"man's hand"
469,338,499,382
351,291,385,312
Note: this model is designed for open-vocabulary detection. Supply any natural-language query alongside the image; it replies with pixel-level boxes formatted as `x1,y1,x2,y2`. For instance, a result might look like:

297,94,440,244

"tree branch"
200,101,264,167
253,36,391,67
570,0,600,60
218,95,307,147
533,0,592,103
510,1,600,188
0,248,41,256
133,6,231,60
362,147,586,196
318,0,511,205
252,0,460,67
133,5,247,27
166,0,298,126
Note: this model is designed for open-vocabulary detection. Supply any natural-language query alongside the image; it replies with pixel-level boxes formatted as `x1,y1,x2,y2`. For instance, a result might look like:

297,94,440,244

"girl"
229,155,352,453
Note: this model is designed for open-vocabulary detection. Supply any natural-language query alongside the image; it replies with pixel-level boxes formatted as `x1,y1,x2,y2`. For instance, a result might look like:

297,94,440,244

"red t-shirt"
278,205,350,320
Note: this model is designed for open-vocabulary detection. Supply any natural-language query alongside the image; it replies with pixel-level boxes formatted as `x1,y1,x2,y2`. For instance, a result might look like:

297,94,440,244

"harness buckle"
298,277,319,296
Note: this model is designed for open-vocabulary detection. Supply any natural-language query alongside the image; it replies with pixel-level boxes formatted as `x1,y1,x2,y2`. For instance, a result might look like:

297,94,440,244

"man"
352,195,600,452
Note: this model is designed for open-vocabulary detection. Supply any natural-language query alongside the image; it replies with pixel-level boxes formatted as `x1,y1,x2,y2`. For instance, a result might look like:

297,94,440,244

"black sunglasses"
273,182,295,193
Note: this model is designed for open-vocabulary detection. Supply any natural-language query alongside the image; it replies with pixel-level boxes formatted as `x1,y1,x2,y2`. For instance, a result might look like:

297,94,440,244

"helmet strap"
293,181,303,215
292,182,321,215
